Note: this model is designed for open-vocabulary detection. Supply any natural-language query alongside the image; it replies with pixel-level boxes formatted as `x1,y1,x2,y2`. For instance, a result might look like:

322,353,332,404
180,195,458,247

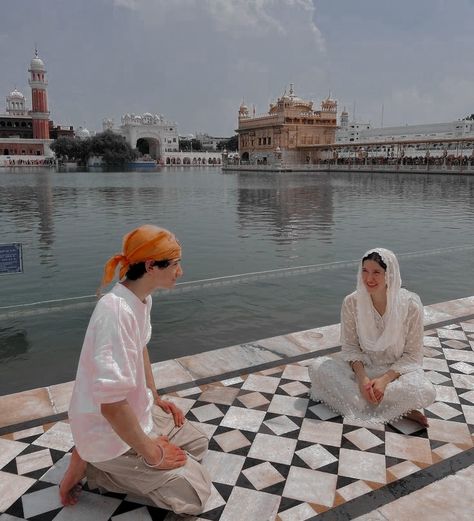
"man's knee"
188,434,209,461
153,464,211,515
181,422,210,461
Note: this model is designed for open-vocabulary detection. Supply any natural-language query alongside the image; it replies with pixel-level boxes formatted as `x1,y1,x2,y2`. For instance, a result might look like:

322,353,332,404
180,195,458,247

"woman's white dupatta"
355,248,410,358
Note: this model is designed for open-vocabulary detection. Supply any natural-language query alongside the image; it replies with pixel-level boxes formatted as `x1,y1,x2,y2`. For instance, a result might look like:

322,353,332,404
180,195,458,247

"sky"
1,0,473,136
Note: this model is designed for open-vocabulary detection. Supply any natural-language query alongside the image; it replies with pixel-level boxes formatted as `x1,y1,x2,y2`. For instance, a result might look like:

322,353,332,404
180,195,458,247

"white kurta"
68,283,212,515
69,283,154,462
309,291,436,423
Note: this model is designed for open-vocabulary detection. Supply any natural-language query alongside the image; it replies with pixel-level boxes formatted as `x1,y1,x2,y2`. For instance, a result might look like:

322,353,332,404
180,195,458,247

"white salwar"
309,248,435,424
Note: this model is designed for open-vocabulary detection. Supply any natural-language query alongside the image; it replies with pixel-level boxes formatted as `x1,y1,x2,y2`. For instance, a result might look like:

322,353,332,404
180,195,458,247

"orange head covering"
100,224,181,288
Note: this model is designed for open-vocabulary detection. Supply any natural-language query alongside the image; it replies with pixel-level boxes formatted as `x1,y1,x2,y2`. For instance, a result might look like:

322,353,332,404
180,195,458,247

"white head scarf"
355,247,410,356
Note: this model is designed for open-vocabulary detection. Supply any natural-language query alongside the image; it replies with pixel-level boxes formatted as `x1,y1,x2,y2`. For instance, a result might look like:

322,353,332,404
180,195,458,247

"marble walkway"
0,295,473,520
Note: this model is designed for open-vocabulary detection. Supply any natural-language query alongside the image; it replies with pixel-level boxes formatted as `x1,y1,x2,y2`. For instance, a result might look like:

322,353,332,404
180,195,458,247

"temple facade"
236,84,338,166
103,112,179,161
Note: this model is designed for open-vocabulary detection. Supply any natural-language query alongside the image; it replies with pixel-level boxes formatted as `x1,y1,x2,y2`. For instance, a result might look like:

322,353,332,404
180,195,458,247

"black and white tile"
1,318,473,520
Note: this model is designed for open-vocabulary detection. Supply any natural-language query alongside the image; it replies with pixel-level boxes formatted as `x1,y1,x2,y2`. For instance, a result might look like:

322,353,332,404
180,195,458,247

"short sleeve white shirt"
69,283,154,462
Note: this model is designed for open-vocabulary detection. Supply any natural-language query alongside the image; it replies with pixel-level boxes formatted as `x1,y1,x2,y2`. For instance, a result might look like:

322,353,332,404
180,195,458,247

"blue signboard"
0,243,23,274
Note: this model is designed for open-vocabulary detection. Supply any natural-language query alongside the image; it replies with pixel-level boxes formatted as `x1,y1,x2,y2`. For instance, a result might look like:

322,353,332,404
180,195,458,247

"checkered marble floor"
1,318,473,520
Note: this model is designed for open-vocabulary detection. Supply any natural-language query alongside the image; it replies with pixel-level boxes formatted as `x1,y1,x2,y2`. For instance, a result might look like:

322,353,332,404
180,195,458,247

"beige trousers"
86,406,212,515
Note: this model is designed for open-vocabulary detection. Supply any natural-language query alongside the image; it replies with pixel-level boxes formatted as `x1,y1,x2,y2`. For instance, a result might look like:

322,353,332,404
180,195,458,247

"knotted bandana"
100,225,181,288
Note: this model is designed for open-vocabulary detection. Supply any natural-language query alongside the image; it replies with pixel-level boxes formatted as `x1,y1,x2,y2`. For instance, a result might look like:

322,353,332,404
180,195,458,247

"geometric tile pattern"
0,319,473,520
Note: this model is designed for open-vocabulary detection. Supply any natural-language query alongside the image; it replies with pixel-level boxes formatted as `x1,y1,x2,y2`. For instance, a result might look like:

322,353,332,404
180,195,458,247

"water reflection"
237,172,334,244
1,172,56,266
0,326,30,361
339,172,474,209
0,168,473,395
36,172,55,263
95,186,136,209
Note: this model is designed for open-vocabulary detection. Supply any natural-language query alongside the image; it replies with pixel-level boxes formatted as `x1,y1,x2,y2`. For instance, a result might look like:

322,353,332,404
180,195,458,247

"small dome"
76,126,91,139
142,112,153,118
290,96,306,104
9,88,25,99
30,55,45,71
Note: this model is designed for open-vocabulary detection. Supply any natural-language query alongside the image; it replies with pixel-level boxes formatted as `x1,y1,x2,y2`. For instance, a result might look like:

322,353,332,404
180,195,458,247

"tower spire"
29,49,50,139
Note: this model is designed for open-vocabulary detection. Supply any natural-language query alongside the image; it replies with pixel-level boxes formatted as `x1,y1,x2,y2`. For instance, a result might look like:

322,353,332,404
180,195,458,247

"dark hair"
125,259,171,280
362,251,387,271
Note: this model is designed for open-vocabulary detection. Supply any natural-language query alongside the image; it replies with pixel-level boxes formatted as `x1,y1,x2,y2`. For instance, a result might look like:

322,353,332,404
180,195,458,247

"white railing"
308,164,474,174
222,163,474,174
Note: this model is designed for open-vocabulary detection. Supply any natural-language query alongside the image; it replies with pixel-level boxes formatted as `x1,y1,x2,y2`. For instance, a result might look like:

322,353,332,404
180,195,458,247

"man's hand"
144,435,187,470
156,397,185,427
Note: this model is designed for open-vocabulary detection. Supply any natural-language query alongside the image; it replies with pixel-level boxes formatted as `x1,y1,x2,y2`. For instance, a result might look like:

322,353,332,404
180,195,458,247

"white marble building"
336,112,474,143
103,112,179,160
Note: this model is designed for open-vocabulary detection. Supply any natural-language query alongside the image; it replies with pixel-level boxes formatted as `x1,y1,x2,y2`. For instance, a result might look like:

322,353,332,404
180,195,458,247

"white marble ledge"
423,306,456,325
424,295,474,325
285,323,341,353
248,323,340,358
151,359,195,389
178,343,281,380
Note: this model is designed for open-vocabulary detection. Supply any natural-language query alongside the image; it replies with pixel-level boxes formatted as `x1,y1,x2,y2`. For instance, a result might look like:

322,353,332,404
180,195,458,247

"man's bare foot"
60,448,87,506
405,410,429,428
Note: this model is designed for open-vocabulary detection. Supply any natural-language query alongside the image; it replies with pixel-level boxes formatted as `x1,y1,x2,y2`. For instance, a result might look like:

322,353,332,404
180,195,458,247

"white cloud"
113,0,324,48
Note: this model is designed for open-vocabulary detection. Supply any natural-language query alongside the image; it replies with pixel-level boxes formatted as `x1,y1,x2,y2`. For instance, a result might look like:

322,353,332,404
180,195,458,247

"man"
60,225,211,515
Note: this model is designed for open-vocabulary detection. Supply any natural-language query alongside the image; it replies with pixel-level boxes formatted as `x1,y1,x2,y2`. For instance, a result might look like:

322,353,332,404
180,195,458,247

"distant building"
236,84,338,166
104,112,179,160
0,50,73,159
336,113,474,143
75,126,92,139
195,132,229,151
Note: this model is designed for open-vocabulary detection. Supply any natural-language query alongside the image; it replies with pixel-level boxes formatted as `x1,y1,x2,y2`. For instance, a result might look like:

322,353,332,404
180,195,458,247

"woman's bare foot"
59,448,87,506
405,410,429,428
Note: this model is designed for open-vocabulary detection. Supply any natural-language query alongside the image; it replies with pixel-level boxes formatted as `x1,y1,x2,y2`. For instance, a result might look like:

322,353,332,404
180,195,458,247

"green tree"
217,134,238,151
51,131,137,167
89,130,137,167
50,136,91,165
179,138,203,152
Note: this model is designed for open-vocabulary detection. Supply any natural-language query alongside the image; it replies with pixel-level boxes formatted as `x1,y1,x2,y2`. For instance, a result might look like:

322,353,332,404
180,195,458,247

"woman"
309,247,435,426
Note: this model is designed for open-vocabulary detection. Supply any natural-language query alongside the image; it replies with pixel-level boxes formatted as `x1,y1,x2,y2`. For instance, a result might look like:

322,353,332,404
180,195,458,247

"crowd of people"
3,156,56,167
318,154,474,167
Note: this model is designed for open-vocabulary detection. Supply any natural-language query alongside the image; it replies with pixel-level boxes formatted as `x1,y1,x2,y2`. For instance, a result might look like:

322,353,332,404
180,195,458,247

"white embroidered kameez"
309,249,435,424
